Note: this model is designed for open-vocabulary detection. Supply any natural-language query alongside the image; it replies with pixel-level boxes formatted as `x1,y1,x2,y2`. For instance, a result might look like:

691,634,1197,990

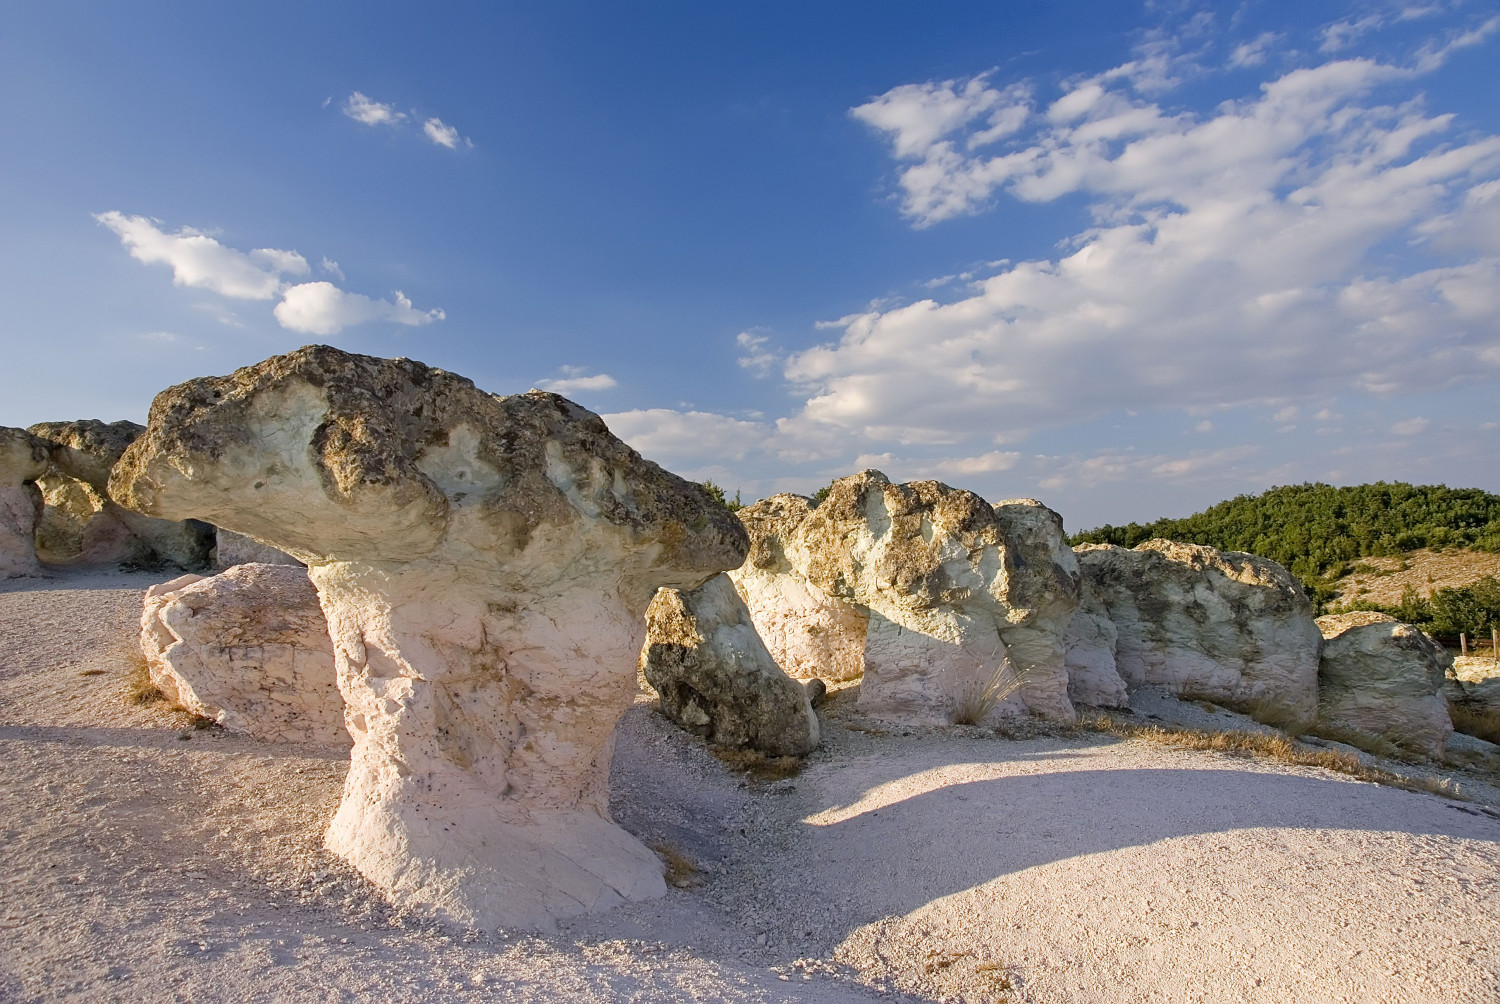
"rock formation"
110,345,748,931
641,573,819,756
1063,577,1130,708
0,427,49,577
1314,612,1453,757
730,472,1081,726
214,528,301,568
140,563,346,745
28,420,213,569
1077,540,1321,727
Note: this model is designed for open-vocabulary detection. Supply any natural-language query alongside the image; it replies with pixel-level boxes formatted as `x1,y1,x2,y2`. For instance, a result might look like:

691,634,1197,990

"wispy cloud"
1228,32,1280,69
422,117,470,149
342,91,406,127
536,366,618,396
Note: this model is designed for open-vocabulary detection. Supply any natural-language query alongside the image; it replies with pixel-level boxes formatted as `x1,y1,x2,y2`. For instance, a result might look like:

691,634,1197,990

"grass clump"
125,653,165,706
953,659,1026,726
710,745,802,780
1449,699,1500,745
650,842,701,889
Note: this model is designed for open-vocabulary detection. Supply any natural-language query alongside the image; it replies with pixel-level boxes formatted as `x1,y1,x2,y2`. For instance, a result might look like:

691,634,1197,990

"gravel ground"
2,568,1498,1003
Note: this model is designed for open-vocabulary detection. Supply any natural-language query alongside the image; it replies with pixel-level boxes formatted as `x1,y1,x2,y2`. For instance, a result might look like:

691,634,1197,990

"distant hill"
1070,482,1500,608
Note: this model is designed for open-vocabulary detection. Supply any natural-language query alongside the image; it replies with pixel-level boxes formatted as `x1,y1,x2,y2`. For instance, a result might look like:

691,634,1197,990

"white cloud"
95,212,307,300
930,450,1022,476
423,117,469,149
536,366,619,395
343,92,406,127
319,257,345,281
602,409,771,467
1229,32,1281,69
736,330,780,376
786,51,1500,453
1390,416,1430,436
273,282,445,336
1037,446,1263,491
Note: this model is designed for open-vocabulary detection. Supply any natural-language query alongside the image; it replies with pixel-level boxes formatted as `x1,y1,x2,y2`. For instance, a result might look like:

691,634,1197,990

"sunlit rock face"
1077,540,1322,727
28,419,213,569
641,573,820,756
140,563,346,746
0,427,49,578
111,345,748,931
731,472,1081,726
1316,612,1453,758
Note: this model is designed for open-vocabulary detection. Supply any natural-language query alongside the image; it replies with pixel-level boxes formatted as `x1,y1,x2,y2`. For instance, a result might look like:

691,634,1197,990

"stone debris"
1077,539,1322,727
110,344,748,931
731,471,1080,726
0,426,50,578
641,573,820,757
28,419,213,570
140,563,347,746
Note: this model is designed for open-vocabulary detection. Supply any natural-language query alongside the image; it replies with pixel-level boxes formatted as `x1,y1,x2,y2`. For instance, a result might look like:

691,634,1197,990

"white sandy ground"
1,570,1498,1004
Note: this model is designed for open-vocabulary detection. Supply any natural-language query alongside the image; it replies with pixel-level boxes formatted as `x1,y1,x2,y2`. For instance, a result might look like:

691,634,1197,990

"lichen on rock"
111,344,748,931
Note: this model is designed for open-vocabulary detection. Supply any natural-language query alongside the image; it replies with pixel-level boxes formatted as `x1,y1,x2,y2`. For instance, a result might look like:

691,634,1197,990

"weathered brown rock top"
110,344,747,582
29,419,145,490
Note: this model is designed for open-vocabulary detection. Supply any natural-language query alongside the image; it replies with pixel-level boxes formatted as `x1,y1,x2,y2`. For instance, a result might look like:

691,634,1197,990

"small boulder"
0,427,49,578
641,573,819,756
1316,613,1453,758
141,563,346,746
1078,539,1321,728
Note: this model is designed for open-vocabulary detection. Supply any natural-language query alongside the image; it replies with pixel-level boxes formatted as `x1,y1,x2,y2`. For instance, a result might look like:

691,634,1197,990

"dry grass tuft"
650,842,701,888
1302,720,1407,761
124,652,165,706
1077,713,1470,801
952,660,1026,726
710,745,803,780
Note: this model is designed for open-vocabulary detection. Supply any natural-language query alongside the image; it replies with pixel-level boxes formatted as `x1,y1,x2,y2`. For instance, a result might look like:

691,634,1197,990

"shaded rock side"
728,494,869,683
0,427,49,578
1063,576,1129,708
110,344,749,932
29,419,213,569
641,573,820,756
733,472,1080,726
1315,615,1452,758
1077,540,1321,728
1446,656,1500,744
215,528,301,568
140,564,347,746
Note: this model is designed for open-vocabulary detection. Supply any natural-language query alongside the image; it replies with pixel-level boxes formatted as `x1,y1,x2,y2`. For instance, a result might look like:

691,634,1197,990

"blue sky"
2,1,1497,531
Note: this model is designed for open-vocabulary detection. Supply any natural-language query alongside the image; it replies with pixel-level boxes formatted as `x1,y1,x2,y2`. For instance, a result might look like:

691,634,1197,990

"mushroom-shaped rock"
1063,576,1129,708
1314,612,1453,757
728,494,869,683
29,419,214,569
641,573,820,756
110,345,749,931
1077,540,1321,728
732,472,1080,726
141,564,346,746
0,427,49,577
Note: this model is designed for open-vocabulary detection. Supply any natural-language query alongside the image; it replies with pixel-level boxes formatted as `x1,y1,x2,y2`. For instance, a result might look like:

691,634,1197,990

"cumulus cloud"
343,91,406,126
791,47,1500,452
423,117,469,149
95,212,308,299
273,282,444,336
535,367,619,395
602,409,771,467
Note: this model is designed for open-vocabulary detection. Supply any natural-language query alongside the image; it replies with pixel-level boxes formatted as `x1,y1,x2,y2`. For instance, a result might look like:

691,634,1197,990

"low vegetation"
1071,482,1500,609
125,653,165,706
1337,576,1500,639
701,480,742,512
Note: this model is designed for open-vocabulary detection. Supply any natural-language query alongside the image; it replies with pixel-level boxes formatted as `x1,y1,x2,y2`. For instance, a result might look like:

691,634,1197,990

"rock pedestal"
1077,540,1322,727
29,420,214,569
731,472,1081,726
641,573,820,756
141,563,346,745
0,427,49,578
110,345,747,931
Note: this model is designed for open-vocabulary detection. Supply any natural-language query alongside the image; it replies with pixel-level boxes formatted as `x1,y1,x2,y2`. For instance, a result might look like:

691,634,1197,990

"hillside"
1071,482,1500,607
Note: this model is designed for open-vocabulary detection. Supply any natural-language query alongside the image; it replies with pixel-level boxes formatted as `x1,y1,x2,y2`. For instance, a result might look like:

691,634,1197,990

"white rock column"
0,427,49,578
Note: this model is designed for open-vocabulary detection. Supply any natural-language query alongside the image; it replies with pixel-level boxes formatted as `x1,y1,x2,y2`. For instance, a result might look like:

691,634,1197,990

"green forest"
1070,482,1500,620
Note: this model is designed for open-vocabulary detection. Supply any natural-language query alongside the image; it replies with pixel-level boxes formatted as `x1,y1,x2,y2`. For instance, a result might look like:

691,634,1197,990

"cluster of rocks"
18,344,1489,935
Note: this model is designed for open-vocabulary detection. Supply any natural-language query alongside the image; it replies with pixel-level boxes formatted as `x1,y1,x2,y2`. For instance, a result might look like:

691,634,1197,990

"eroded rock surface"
110,345,748,931
641,573,819,756
1315,613,1452,758
1063,577,1129,708
29,419,213,569
731,472,1080,726
140,564,346,745
0,427,49,577
1078,540,1321,727
215,528,301,568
